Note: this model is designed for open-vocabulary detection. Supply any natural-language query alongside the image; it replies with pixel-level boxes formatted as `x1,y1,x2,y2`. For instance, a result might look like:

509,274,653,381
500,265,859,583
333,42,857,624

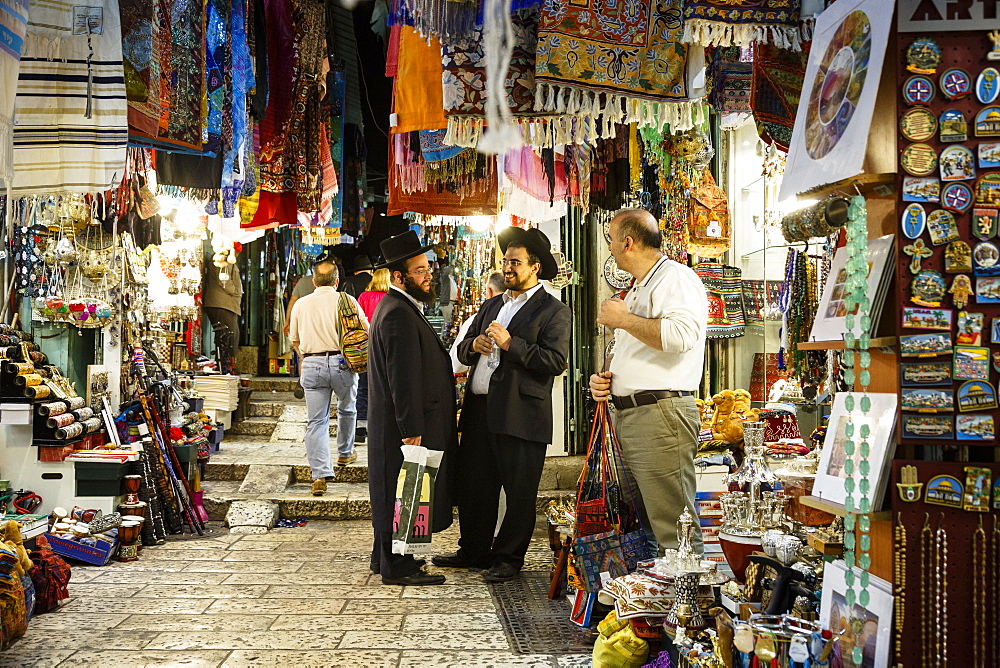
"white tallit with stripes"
12,0,127,193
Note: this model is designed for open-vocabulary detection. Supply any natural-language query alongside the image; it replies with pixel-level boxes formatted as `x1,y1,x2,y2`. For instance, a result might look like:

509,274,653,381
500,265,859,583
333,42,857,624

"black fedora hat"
497,227,559,280
377,230,432,269
312,248,336,266
353,255,374,272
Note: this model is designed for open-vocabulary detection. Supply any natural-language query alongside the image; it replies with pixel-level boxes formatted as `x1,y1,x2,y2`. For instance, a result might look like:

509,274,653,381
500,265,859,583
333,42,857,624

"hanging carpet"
751,42,807,153
682,0,802,51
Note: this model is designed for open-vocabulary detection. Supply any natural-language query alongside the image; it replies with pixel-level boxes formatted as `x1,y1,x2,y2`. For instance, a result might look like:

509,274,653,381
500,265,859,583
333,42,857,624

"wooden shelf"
798,495,892,522
797,173,896,200
796,336,896,351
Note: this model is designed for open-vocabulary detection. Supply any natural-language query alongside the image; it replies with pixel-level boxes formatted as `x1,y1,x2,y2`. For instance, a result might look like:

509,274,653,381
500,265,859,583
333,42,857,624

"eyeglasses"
501,259,529,268
407,268,433,276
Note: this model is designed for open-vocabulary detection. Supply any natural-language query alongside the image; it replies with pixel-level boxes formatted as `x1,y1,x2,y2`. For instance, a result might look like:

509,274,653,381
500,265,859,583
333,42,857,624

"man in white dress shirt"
589,208,707,552
450,272,505,374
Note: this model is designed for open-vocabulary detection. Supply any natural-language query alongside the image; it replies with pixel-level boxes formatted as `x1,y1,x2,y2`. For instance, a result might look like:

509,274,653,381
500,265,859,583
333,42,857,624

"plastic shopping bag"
391,445,443,555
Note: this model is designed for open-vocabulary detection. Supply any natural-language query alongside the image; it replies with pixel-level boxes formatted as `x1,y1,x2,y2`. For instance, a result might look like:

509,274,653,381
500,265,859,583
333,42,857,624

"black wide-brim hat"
353,255,374,272
497,227,559,281
377,230,432,269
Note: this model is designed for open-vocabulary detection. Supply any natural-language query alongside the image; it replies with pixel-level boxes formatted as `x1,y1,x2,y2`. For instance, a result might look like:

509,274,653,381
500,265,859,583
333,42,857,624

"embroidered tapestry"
533,0,690,124
13,0,128,193
751,42,807,152
682,0,802,51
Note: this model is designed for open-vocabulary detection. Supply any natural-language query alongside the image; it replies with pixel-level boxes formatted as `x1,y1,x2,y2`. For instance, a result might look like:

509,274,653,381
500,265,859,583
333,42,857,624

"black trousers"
456,393,547,569
372,531,422,579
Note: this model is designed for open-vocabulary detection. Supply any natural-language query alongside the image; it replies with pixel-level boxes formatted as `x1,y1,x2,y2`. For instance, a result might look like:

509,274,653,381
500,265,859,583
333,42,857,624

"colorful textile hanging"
751,43,806,152
0,0,28,186
693,263,746,339
120,0,164,137
394,27,447,134
389,0,480,42
533,0,693,133
388,134,498,216
708,47,753,115
162,0,206,149
682,0,802,51
13,0,128,193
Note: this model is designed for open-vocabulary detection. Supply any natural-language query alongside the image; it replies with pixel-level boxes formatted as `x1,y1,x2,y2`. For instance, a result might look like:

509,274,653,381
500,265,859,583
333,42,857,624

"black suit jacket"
368,289,457,533
457,287,572,444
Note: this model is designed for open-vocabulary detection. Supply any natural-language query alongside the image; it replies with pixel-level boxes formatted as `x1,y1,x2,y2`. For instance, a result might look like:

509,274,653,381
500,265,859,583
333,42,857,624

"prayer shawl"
751,42,806,152
13,0,128,193
0,0,28,187
532,0,695,136
682,0,802,51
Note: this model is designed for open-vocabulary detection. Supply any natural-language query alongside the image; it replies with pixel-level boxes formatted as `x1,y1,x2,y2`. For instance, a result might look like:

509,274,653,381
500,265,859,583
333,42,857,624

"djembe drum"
117,520,141,562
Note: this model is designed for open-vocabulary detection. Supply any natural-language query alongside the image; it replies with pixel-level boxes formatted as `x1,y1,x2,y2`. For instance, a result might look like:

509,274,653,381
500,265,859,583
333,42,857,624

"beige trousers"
614,395,704,554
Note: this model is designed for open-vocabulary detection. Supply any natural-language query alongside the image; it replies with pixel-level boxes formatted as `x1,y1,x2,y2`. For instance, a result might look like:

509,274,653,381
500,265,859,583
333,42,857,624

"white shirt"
288,286,368,355
609,257,707,396
450,315,476,374
469,283,544,395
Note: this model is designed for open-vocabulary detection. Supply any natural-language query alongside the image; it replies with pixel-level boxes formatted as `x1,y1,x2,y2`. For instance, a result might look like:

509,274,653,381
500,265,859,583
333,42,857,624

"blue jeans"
300,355,358,480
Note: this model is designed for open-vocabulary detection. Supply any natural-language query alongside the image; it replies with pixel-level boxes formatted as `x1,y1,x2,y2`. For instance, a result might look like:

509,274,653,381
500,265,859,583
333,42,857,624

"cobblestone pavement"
2,519,591,668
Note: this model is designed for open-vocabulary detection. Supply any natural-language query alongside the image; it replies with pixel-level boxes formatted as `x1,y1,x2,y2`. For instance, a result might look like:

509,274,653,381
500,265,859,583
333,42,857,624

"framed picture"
810,234,895,342
902,414,954,439
779,0,894,199
819,561,893,668
814,392,898,507
901,306,952,330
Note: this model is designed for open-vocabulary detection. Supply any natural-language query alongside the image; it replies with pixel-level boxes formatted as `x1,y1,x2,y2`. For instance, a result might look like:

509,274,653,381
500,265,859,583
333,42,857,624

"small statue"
710,390,745,443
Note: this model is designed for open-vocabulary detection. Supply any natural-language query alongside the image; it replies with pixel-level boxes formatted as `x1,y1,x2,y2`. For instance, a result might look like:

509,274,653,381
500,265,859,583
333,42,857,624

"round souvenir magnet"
912,270,947,307
902,203,927,239
942,182,974,213
974,241,1000,272
906,38,942,74
939,110,968,143
940,68,972,100
903,75,936,105
901,143,938,177
604,256,632,290
977,67,1000,104
901,107,937,141
940,145,976,181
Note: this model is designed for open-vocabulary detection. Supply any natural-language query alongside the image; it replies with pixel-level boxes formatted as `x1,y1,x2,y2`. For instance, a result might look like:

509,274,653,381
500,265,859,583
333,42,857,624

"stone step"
227,417,278,436
201,478,574,523
247,377,301,392
247,402,287,418
205,449,582,492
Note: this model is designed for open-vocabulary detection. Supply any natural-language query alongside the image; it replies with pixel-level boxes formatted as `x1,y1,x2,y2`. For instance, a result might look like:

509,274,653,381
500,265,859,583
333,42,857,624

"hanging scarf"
13,0,128,193
751,42,807,152
393,27,448,134
532,0,694,136
682,0,802,51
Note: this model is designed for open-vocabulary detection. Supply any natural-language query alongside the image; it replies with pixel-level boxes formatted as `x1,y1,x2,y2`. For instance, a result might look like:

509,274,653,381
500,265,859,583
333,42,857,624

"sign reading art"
898,0,1000,32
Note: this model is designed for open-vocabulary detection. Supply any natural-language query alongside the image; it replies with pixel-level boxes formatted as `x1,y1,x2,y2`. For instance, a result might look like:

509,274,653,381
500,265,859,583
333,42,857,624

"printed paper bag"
391,445,443,555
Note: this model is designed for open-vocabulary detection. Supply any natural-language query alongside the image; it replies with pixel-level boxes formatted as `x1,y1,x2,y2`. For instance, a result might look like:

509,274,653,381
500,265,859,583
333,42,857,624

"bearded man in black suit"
433,227,572,583
368,231,456,586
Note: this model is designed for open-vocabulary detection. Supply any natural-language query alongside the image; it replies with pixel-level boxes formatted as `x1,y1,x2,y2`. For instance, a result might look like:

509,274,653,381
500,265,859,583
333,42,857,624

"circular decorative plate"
977,67,1000,104
802,10,872,159
900,107,937,141
901,143,938,177
974,241,1000,271
604,256,632,290
903,75,936,105
942,182,974,212
940,68,972,100
901,203,927,239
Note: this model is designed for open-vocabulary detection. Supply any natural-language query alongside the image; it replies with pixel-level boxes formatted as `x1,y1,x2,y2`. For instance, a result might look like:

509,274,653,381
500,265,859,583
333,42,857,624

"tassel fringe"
681,19,802,51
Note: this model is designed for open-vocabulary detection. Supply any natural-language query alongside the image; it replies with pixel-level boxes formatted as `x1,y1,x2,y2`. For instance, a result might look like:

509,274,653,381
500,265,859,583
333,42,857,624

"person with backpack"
288,262,370,496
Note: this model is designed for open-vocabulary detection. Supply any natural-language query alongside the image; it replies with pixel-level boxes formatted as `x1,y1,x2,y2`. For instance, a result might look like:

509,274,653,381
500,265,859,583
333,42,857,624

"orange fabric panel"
392,27,447,133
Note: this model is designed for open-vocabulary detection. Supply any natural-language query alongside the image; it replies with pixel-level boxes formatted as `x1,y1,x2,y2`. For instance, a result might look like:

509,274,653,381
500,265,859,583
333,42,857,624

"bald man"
588,208,708,553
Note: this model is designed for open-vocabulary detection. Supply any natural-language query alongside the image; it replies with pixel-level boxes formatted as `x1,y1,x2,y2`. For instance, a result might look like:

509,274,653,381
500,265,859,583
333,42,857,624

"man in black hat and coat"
340,255,374,298
433,227,572,583
367,231,456,586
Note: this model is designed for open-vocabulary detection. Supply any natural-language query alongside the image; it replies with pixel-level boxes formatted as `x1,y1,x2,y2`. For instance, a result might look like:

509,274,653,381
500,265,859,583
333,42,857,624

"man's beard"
504,273,534,292
403,275,436,304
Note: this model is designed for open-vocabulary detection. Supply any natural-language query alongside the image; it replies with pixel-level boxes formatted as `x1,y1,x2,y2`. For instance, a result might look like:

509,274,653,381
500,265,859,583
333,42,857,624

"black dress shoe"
431,552,489,569
371,558,424,574
483,562,520,582
381,571,446,586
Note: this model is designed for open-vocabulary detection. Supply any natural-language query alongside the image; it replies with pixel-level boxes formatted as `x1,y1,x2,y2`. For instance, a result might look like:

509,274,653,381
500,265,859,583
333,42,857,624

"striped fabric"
0,0,29,185
12,0,127,193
